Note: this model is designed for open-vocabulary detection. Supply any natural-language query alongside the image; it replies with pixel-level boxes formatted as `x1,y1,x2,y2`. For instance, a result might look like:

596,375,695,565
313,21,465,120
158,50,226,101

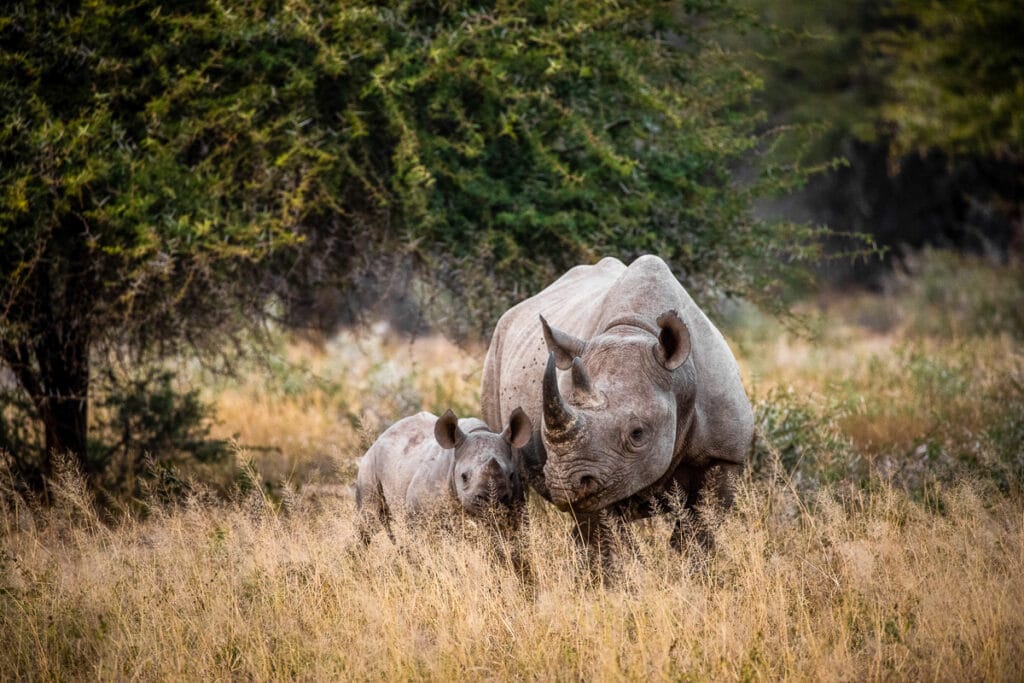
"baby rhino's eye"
461,472,469,484
630,427,644,442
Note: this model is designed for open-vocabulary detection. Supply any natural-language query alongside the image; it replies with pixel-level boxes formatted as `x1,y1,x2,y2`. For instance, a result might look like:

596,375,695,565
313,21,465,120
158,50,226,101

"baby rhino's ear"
434,409,465,449
502,407,532,449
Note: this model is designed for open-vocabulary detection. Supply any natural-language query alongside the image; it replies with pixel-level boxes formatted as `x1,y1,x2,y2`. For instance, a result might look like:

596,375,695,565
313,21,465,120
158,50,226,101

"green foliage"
875,0,1024,159
737,0,887,159
0,1,306,348
327,0,824,330
0,0,317,486
752,386,859,488
1,0,823,493
741,0,1024,162
89,369,230,493
736,0,1022,288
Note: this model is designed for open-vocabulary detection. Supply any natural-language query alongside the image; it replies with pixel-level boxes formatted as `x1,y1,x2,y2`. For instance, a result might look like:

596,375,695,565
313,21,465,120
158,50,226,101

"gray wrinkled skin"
481,255,753,553
355,410,530,542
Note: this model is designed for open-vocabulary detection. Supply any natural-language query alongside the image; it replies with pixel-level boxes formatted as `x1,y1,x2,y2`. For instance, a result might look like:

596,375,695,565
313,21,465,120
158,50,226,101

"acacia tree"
2,0,818,494
341,1,824,331
0,2,319,489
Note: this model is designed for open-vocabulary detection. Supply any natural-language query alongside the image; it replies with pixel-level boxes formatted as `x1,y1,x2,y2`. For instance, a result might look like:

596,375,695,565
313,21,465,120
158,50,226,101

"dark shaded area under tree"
782,141,1023,286
746,0,1023,287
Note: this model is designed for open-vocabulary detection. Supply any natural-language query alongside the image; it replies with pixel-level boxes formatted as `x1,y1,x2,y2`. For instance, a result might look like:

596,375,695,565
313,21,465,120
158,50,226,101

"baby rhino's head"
434,408,531,517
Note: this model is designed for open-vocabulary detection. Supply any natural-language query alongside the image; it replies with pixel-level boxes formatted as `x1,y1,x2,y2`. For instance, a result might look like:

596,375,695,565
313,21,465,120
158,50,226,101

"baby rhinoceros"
355,408,531,543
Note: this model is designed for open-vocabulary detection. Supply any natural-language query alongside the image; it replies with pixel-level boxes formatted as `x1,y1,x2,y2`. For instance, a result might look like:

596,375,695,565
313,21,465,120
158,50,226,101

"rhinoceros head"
434,408,531,516
539,311,693,512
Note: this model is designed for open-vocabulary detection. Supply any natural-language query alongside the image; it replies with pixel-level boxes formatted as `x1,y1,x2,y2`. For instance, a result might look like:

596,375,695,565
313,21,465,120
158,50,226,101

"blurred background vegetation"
0,0,1021,504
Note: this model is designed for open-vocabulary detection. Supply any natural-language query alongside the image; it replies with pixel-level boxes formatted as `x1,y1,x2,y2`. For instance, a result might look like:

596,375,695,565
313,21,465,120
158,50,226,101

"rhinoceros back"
356,412,454,518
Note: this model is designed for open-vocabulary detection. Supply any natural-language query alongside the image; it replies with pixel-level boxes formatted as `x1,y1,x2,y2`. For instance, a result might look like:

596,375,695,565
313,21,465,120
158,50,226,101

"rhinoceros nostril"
576,474,598,497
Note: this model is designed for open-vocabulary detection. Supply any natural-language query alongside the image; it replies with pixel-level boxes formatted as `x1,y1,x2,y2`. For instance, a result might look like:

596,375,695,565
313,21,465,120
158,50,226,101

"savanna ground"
2,251,1022,680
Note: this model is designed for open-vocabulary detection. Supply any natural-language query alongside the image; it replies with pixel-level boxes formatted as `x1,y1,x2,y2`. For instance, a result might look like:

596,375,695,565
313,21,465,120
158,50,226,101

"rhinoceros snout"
576,474,599,496
474,490,514,507
465,475,515,514
546,468,602,509
474,488,511,503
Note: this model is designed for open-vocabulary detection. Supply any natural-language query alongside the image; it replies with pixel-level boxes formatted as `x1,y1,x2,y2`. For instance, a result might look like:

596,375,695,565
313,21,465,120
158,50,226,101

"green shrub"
752,386,860,488
89,370,230,496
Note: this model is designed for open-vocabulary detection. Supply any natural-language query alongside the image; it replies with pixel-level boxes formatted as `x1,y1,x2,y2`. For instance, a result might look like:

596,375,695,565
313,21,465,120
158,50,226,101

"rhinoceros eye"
461,472,469,484
626,422,649,449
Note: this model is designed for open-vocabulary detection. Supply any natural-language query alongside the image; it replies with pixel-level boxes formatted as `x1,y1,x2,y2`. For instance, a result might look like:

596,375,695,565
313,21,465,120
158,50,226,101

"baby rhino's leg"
355,464,392,545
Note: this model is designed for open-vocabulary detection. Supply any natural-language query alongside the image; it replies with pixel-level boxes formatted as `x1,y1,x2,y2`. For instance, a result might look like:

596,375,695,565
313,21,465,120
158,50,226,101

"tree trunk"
0,326,90,495
1,210,96,495
35,322,91,486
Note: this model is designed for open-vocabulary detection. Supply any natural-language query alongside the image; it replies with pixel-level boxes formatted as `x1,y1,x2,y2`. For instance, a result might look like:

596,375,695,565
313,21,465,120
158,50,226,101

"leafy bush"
752,386,860,488
875,0,1024,159
89,370,230,497
1,367,229,502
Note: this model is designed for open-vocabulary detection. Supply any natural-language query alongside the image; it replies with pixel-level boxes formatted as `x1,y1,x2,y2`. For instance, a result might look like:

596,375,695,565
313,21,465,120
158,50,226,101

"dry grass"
740,313,1020,453
2,458,1021,680
2,252,1022,680
204,327,485,487
732,255,1024,491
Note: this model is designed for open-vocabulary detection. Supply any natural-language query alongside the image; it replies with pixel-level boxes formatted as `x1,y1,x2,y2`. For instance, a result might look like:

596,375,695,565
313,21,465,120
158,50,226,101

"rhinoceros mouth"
463,489,514,515
465,501,510,519
551,491,603,513
546,474,604,512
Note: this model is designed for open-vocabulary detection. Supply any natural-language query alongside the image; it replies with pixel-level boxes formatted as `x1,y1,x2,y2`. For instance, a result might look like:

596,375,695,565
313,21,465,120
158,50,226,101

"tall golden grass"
2,252,1022,680
2,456,1021,680
205,328,485,488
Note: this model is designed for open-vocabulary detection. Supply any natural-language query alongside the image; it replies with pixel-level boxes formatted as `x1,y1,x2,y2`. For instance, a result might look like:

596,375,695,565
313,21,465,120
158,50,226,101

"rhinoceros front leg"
570,510,629,584
670,460,741,558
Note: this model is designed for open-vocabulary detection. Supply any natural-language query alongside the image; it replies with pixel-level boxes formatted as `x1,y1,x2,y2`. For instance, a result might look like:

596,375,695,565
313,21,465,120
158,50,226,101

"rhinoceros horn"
540,315,586,370
570,356,601,407
543,352,581,439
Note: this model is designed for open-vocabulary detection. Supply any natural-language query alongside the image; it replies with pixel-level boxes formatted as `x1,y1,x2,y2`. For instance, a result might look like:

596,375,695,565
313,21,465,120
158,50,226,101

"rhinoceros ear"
434,409,466,450
540,315,586,370
502,407,532,449
655,309,691,371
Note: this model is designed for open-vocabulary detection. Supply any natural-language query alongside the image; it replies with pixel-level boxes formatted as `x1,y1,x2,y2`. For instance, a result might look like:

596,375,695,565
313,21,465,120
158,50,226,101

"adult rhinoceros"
481,255,753,553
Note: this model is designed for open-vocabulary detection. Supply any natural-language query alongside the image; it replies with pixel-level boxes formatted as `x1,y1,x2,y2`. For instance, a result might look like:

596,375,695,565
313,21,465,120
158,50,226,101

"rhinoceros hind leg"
356,480,394,546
